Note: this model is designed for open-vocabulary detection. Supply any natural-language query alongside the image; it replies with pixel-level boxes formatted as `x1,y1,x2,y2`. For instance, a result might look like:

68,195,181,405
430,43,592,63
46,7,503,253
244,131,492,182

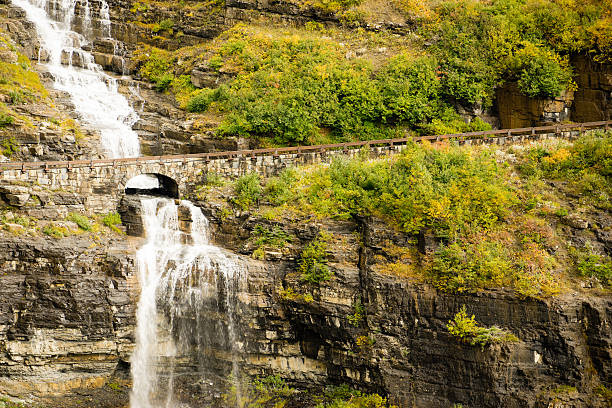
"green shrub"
251,224,292,249
517,53,572,98
299,232,332,284
66,212,92,231
233,173,262,210
428,14,498,107
224,374,294,407
102,212,121,227
186,87,225,113
447,305,519,350
154,73,174,92
43,225,66,238
429,241,512,293
102,212,123,234
418,110,492,135
12,215,31,228
316,384,397,408
134,48,176,92
253,375,293,398
264,168,297,206
575,251,612,286
347,299,365,327
0,113,14,127
158,18,174,31
1,136,18,156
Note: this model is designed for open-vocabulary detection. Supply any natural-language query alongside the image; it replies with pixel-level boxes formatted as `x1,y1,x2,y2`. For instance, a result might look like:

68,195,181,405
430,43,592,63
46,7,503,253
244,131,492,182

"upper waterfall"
11,0,140,158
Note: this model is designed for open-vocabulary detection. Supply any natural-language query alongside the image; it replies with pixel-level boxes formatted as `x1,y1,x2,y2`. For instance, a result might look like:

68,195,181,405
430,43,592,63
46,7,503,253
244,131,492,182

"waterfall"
131,198,246,407
14,0,248,405
11,0,140,158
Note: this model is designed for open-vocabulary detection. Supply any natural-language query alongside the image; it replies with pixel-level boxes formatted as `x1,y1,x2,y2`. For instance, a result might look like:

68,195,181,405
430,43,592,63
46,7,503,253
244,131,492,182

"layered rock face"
185,208,612,408
572,55,612,123
0,235,136,398
496,83,574,128
0,183,610,407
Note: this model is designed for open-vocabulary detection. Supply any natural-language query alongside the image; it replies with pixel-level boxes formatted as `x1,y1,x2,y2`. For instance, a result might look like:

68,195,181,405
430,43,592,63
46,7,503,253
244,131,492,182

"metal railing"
1,120,610,172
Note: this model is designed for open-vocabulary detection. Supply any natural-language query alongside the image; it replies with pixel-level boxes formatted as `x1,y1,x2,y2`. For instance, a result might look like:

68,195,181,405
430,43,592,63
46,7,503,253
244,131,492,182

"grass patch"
42,224,69,238
66,213,92,231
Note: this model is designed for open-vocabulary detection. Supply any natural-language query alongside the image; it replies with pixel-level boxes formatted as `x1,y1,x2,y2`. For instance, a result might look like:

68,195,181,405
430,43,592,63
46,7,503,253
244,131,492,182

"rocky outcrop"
496,83,574,129
0,234,136,398
572,55,612,123
0,176,611,407
180,207,611,408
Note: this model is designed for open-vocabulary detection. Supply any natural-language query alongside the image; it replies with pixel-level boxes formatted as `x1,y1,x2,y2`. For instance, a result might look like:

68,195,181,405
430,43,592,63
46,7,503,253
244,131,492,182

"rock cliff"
2,184,610,407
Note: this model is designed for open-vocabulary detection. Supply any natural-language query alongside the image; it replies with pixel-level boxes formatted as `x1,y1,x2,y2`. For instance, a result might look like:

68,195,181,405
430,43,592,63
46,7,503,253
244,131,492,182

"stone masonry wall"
0,132,582,217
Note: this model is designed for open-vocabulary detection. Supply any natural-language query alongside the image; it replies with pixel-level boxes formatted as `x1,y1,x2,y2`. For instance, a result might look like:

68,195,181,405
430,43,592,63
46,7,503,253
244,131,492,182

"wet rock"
118,195,144,237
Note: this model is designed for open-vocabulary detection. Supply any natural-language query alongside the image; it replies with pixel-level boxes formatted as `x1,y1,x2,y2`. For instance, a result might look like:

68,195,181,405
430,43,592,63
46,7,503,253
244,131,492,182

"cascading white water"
14,0,248,405
131,197,246,407
12,0,140,158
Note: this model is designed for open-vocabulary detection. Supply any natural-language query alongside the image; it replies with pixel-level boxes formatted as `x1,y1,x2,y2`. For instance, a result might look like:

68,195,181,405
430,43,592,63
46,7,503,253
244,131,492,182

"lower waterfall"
130,197,246,408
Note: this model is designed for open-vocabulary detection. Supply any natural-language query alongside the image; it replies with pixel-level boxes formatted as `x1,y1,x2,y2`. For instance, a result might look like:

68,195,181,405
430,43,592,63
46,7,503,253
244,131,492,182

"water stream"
12,0,140,158
131,197,245,408
12,0,247,405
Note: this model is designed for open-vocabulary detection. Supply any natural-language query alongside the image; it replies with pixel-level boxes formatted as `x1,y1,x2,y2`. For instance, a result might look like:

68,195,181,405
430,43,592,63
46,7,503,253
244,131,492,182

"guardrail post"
605,121,609,131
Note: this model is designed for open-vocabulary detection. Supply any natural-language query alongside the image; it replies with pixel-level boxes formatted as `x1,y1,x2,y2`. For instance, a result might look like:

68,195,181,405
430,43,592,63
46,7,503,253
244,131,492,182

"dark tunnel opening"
124,173,179,198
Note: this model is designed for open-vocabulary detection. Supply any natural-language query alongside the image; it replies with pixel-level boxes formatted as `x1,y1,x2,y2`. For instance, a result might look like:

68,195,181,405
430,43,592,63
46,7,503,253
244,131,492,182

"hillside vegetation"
194,131,612,297
131,0,611,145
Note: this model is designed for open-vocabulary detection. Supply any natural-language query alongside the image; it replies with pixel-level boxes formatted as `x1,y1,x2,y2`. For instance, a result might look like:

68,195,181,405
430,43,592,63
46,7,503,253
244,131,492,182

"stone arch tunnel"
124,173,179,198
